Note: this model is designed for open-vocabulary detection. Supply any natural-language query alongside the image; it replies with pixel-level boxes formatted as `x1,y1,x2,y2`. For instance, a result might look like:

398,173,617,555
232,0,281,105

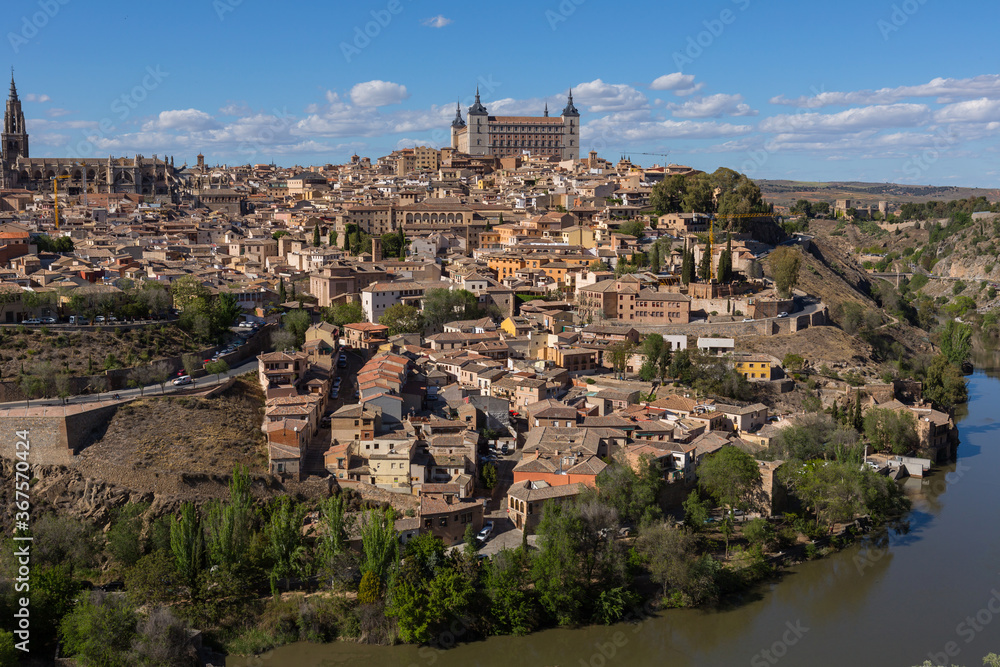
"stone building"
451,89,580,160
1,74,181,195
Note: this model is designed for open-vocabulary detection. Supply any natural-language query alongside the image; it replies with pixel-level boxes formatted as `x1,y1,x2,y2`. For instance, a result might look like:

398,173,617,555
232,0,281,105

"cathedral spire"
9,68,17,101
561,88,579,117
544,102,549,117
451,98,466,128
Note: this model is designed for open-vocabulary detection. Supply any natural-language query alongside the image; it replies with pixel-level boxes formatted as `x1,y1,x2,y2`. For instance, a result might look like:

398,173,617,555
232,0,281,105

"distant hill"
757,180,1000,210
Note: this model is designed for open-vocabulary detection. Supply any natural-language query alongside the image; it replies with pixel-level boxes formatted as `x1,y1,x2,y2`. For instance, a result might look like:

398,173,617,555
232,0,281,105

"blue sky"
7,0,1000,187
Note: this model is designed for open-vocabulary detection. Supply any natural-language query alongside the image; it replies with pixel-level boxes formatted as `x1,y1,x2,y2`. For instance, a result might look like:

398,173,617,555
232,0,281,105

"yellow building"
734,354,780,381
561,225,596,249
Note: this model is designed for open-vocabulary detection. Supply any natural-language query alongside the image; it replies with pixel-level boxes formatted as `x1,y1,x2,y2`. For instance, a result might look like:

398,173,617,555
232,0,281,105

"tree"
278,277,287,303
747,259,763,280
481,462,498,490
681,248,695,285
863,407,918,455
606,341,635,379
922,353,968,408
769,246,802,298
326,301,364,327
636,522,717,605
170,503,206,597
106,503,149,567
698,246,712,282
650,242,661,274
698,447,764,515
717,234,733,284
618,220,645,239
0,631,17,667
939,320,973,366
421,288,482,331
205,466,256,571
359,508,398,589
682,491,711,531
742,518,777,551
388,562,475,644
272,230,289,241
265,497,309,594
378,303,423,336
316,494,350,570
589,260,610,271
531,498,627,625
59,592,137,667
282,309,312,348
781,461,908,529
595,457,662,525
484,548,536,636
33,514,99,571
129,607,196,667
313,222,321,247
204,359,229,383
329,229,337,246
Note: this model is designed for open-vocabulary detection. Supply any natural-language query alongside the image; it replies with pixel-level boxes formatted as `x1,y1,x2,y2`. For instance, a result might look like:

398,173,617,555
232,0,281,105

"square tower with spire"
3,69,29,163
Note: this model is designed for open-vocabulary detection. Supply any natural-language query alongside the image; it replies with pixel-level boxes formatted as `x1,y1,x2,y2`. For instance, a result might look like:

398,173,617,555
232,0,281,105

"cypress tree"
313,222,321,247
681,249,694,285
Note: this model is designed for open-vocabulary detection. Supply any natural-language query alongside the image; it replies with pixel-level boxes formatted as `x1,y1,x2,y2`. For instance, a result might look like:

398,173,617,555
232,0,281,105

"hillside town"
0,77,960,556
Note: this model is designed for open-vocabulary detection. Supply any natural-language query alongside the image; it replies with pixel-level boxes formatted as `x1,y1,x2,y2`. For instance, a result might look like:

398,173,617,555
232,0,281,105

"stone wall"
632,304,827,338
0,403,119,466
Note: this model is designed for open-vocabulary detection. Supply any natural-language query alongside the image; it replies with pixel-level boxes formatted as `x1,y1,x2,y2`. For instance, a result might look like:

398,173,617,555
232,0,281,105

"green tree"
421,288,482,331
636,522,717,605
205,359,229,383
681,248,695,285
939,320,973,365
481,462,498,490
106,503,149,567
325,301,364,327
170,503,206,597
698,247,712,282
484,548,536,636
922,354,968,407
265,497,309,594
781,461,908,529
682,491,711,531
59,592,138,667
863,407,918,455
317,494,349,566
329,229,337,246
606,340,635,379
650,174,688,213
619,220,645,238
313,222,321,247
205,466,256,571
697,447,764,515
282,309,312,348
717,234,733,283
388,564,475,644
650,242,661,273
278,277,287,303
596,457,662,525
769,246,802,298
378,303,423,335
359,508,398,588
531,498,627,626
0,630,16,667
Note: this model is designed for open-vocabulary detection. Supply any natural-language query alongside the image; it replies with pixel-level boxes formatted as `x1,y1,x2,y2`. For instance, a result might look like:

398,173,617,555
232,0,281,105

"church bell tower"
3,70,29,163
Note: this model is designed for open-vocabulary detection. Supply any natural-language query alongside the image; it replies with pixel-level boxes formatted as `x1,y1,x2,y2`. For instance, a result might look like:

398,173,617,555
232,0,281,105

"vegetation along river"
230,371,1000,667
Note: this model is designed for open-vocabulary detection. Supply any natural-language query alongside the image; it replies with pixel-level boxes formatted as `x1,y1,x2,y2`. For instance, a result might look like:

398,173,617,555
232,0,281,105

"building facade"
451,89,580,160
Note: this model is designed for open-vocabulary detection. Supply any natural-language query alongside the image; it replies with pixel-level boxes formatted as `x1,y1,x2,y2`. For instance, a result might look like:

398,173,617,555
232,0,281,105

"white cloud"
770,75,1000,108
583,112,752,145
572,79,648,113
934,98,1000,124
144,109,219,131
421,15,452,28
45,108,74,118
758,104,931,134
24,93,50,103
668,94,757,119
349,80,410,107
219,102,252,116
649,73,705,96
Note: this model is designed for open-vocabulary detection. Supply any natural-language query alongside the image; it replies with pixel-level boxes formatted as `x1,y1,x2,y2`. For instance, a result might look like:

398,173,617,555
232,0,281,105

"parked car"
477,521,494,543
173,375,193,386
95,316,106,323
41,316,57,324
21,318,41,325
331,389,339,399
69,316,89,325
742,318,754,322
777,312,789,318
501,443,509,455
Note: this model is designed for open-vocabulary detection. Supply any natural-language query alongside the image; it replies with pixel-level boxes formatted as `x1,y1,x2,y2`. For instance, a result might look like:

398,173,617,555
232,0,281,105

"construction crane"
50,175,70,230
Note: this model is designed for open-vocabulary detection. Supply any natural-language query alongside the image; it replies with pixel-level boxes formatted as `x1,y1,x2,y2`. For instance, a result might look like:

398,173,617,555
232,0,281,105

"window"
439,517,448,527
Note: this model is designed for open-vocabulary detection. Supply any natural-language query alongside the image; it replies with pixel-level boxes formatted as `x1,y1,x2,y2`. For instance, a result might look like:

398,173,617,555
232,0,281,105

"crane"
50,175,70,230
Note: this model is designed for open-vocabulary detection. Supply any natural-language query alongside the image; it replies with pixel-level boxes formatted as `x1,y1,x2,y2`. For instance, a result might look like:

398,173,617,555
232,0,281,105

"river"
229,371,1000,667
